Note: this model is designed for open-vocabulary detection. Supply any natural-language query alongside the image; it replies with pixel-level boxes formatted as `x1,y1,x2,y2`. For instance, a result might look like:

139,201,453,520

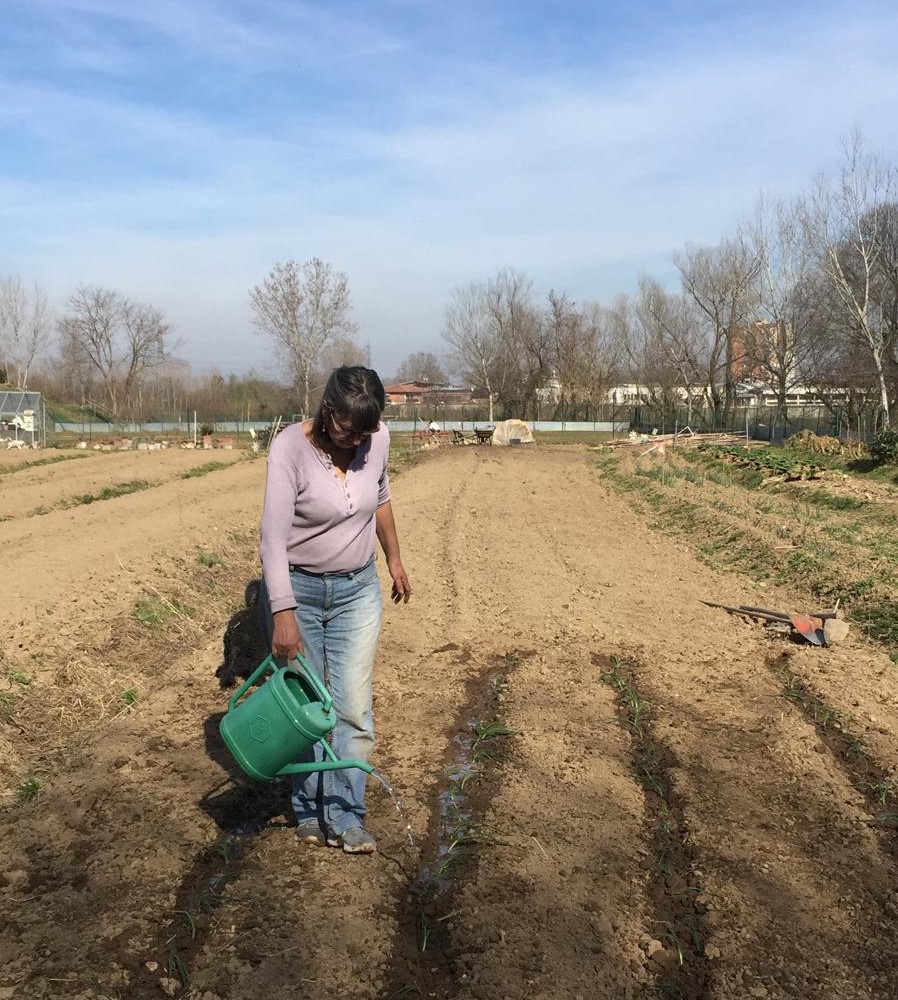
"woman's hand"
387,557,411,604
272,609,304,661
376,502,410,604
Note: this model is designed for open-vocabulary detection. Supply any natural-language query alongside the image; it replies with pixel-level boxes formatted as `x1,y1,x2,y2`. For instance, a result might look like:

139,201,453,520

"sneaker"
295,819,325,847
326,826,377,854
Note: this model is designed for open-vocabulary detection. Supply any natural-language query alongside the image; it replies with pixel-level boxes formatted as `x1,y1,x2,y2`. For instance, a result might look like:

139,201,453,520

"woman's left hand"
387,557,411,604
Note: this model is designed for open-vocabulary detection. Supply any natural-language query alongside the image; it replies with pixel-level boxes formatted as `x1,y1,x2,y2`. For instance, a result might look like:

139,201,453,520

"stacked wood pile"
602,428,747,450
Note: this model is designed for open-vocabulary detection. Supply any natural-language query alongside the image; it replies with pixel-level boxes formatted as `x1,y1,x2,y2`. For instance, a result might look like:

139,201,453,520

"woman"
258,366,411,853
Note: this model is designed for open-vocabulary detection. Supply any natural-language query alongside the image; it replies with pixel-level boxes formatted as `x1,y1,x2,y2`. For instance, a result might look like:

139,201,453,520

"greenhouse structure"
0,389,47,448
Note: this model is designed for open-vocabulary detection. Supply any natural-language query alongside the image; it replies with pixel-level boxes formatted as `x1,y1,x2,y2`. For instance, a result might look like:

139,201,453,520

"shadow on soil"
215,578,268,689
199,711,293,835
204,575,293,836
127,584,293,998
768,648,898,854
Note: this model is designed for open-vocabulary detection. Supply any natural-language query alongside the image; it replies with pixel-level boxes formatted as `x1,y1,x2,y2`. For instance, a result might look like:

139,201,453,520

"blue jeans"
258,556,383,835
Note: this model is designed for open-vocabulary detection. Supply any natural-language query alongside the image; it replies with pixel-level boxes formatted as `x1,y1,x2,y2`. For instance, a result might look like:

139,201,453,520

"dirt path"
1,445,897,1000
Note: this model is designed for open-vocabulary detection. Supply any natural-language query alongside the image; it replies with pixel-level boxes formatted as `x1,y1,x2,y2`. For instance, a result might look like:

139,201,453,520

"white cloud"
4,1,898,376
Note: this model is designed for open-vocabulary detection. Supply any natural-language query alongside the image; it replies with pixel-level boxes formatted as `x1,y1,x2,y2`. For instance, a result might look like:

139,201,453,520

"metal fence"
51,403,879,446
626,404,878,445
0,389,47,448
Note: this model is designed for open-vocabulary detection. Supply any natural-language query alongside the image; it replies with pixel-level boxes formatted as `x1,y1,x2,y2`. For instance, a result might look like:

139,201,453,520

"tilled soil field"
1,443,897,1000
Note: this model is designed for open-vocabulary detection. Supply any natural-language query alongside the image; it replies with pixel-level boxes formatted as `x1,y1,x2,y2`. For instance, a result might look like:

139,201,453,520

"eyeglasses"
327,409,372,442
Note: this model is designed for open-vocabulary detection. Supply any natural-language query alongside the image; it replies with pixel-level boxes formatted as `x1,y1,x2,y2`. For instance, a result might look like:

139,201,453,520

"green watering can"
220,653,374,781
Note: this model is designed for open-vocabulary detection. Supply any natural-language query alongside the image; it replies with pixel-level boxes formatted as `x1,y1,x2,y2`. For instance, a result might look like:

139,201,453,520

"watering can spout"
219,654,373,782
279,757,375,776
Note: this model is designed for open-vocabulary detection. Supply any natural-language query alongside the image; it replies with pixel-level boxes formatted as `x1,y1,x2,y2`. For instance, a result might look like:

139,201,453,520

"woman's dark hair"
313,366,386,444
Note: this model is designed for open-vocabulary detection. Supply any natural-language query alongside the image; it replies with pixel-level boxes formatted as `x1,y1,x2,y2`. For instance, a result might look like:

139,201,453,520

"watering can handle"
291,652,333,714
227,654,277,712
226,652,333,715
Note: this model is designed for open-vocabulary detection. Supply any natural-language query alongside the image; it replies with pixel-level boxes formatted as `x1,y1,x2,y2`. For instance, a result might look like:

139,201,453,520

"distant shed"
0,389,47,448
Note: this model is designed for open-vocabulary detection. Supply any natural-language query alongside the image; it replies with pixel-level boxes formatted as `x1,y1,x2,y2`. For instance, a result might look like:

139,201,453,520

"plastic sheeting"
491,419,534,446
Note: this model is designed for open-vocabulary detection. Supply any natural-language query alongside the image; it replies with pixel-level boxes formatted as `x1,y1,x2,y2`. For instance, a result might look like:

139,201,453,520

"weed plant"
16,777,40,804
196,548,223,568
181,461,230,479
166,951,189,987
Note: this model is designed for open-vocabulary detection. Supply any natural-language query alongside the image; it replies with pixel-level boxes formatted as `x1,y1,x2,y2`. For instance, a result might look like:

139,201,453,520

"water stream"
370,767,417,849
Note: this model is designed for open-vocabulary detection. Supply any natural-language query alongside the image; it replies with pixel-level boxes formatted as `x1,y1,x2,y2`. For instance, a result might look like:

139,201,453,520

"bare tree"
57,286,171,418
633,278,706,423
483,269,541,417
443,281,503,422
393,351,447,384
741,195,826,435
871,202,898,398
803,133,896,428
315,336,368,388
545,293,619,421
545,291,583,419
579,301,622,419
250,259,357,417
0,276,52,389
674,237,761,423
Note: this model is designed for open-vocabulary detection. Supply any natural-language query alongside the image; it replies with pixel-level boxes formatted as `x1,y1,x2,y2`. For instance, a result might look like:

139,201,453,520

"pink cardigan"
259,422,391,613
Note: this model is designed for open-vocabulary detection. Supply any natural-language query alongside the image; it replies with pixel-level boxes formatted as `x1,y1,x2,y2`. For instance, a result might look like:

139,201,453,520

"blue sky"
4,0,898,378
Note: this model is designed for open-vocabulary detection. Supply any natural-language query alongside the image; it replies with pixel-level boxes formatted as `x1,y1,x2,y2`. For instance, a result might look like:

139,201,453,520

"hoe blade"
791,614,825,646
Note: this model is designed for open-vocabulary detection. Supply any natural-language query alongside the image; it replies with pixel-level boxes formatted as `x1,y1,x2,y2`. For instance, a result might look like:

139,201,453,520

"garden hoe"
701,600,845,646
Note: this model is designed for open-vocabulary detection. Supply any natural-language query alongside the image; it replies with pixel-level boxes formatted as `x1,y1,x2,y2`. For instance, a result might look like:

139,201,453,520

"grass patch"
799,488,867,511
7,669,30,686
0,691,18,722
0,453,92,478
850,602,898,648
122,687,140,707
59,479,152,509
133,596,195,626
180,461,230,479
196,548,223,568
387,437,425,476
